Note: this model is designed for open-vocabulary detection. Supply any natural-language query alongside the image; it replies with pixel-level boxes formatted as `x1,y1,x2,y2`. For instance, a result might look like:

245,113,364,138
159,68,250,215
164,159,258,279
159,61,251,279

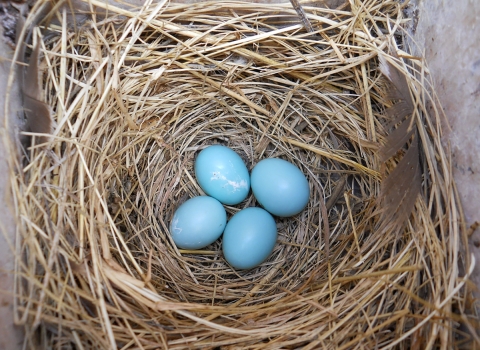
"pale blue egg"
251,158,310,217
222,207,277,269
170,196,226,249
195,145,250,205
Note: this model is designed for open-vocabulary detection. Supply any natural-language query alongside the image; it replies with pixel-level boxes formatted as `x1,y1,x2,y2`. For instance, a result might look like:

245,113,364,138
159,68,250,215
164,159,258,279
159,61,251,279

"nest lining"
7,0,473,349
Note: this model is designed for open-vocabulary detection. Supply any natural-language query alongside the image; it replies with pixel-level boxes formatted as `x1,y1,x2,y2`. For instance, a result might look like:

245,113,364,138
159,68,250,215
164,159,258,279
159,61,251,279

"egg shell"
170,196,226,250
195,145,250,205
251,158,310,217
222,207,277,269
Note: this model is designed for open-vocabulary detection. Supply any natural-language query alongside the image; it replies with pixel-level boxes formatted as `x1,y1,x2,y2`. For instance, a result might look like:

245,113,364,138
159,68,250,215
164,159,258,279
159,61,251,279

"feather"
380,116,415,162
16,11,52,148
379,137,422,224
23,94,52,146
23,38,40,98
377,50,421,232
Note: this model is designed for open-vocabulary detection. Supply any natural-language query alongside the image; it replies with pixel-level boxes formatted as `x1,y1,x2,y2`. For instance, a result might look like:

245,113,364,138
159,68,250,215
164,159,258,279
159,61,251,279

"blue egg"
195,145,250,205
222,207,277,269
251,158,309,217
170,196,226,249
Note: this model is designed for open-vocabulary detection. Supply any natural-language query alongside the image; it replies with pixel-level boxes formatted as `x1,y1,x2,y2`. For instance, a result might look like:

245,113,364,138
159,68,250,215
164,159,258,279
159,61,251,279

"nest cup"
9,0,472,348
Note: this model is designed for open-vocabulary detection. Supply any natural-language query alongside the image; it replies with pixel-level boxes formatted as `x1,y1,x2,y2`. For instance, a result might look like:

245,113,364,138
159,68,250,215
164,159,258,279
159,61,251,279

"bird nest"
7,0,474,348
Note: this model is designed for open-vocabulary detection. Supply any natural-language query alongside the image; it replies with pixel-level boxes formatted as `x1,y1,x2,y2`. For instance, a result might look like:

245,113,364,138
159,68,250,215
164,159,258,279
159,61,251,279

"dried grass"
6,0,476,348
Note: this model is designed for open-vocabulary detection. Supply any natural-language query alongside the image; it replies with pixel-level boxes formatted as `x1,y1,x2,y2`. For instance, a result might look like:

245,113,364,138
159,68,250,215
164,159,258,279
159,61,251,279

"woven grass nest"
8,0,475,348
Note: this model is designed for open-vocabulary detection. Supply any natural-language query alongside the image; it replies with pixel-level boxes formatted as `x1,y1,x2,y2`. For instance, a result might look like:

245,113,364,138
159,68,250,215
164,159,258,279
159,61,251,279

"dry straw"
6,0,476,348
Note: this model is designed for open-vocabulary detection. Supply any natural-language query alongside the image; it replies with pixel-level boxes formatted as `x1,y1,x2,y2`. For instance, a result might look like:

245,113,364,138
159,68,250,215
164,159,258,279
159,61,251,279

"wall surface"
0,0,478,348
0,26,24,350
407,0,480,311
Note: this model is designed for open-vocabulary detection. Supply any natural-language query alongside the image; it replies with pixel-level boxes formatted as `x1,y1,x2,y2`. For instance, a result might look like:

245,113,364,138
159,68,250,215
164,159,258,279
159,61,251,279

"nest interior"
8,0,474,348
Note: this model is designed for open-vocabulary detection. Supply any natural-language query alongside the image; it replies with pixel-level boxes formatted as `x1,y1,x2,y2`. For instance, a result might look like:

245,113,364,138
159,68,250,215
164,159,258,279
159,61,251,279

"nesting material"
8,0,474,348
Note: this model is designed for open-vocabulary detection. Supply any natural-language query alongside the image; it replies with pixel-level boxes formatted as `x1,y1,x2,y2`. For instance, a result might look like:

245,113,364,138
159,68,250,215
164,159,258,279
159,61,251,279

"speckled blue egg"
251,158,310,217
195,145,250,205
222,207,277,269
170,196,226,250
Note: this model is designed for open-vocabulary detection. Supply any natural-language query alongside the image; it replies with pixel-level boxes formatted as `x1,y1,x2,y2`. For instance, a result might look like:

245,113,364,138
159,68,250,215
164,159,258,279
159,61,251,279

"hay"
7,0,475,348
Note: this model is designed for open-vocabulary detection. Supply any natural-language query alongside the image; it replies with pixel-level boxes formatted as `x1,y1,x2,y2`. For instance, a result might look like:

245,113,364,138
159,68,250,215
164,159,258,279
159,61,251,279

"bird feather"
16,10,52,148
377,50,422,232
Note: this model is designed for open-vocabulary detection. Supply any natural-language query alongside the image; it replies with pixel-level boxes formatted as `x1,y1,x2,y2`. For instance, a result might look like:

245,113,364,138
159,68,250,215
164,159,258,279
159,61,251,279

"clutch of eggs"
169,145,310,269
